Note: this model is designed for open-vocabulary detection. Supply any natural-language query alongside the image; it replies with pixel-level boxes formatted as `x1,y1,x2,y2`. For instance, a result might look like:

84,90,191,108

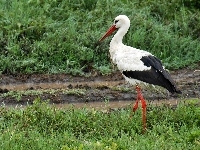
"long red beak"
99,25,117,42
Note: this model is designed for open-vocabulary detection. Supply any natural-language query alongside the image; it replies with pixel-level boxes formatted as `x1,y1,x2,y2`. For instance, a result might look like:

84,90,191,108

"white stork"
99,15,181,132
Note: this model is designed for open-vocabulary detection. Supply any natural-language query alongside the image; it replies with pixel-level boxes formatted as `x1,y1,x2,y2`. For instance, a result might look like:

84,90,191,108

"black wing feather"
122,55,181,93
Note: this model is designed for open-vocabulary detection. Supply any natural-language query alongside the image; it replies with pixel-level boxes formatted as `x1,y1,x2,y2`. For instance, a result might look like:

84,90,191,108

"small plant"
111,85,132,92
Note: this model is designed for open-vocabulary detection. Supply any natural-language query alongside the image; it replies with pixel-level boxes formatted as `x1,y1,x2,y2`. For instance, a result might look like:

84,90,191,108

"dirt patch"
0,67,200,108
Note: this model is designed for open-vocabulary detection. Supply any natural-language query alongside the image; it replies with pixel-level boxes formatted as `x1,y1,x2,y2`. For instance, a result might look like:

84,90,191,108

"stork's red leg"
130,98,138,118
141,98,147,132
133,98,139,112
135,85,147,132
130,92,139,118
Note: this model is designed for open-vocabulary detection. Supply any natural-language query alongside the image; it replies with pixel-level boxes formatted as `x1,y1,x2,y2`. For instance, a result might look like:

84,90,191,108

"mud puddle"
3,99,189,111
0,67,200,109
0,80,124,91
54,99,182,110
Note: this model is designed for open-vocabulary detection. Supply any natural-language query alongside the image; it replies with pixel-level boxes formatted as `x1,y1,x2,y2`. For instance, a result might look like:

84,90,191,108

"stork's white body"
110,45,151,71
110,44,152,85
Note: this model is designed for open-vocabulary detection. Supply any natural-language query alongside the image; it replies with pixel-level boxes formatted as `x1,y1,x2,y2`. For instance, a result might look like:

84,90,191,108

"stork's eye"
115,20,119,24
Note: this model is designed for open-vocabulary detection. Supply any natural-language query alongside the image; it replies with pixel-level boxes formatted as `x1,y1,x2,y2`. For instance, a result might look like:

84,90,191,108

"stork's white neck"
109,23,130,61
110,24,129,46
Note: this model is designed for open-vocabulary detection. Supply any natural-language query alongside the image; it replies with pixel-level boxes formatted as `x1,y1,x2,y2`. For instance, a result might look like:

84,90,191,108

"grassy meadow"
0,99,199,150
1,0,200,75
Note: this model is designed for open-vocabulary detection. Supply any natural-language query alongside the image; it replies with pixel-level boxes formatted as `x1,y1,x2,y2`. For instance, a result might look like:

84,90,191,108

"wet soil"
0,67,200,109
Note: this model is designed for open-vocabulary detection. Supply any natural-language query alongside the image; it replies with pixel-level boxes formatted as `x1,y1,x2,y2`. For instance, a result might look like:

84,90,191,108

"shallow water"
2,99,183,111
0,81,124,91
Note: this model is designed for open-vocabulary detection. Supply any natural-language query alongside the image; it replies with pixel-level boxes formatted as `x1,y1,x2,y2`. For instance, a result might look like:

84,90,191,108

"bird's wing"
140,55,173,82
121,55,180,93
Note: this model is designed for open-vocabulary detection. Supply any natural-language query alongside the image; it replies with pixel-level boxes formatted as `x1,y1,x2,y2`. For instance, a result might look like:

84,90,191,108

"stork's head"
99,15,130,42
114,15,130,29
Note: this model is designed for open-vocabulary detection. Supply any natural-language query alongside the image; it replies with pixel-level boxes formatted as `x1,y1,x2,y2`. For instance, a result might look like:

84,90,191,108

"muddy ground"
0,66,200,108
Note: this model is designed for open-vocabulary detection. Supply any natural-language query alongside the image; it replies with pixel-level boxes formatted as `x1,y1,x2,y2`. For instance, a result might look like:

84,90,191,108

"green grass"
0,98,199,149
0,0,200,75
1,88,86,101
